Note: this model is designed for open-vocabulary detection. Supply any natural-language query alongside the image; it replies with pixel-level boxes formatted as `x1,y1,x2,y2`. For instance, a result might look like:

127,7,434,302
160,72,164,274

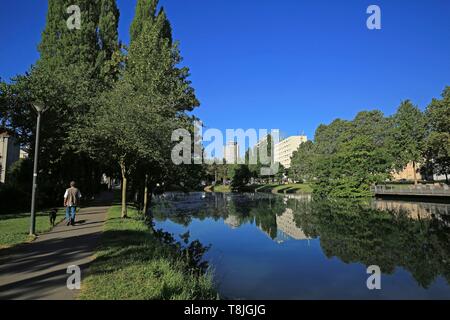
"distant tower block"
224,141,240,164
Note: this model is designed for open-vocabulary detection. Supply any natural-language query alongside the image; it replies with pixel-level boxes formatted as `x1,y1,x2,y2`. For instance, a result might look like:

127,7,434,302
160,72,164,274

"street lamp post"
30,104,46,236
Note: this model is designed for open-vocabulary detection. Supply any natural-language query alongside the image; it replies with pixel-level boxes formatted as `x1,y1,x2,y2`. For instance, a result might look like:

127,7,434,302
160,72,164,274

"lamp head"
32,104,47,113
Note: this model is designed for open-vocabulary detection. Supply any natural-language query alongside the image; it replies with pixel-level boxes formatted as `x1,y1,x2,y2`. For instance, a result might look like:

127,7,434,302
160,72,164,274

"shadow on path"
0,192,113,300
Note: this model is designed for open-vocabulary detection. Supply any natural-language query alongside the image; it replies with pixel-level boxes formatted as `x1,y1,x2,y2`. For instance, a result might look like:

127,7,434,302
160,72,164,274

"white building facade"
274,135,307,169
0,131,20,184
224,142,240,164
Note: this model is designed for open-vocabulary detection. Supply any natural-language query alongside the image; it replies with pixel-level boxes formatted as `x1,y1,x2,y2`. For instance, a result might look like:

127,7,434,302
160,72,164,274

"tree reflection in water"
291,198,450,288
152,192,450,289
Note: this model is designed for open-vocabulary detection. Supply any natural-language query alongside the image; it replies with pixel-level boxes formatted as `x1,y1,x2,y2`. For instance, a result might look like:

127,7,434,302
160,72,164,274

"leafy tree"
74,1,199,217
317,136,392,197
215,164,230,184
392,100,427,184
205,162,220,185
314,119,352,155
1,0,121,204
231,165,252,191
129,0,158,43
289,140,316,182
313,111,393,197
424,87,450,182
97,0,122,84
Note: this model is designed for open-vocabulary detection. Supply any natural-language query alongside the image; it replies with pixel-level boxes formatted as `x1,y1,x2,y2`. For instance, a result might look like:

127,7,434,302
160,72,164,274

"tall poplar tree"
392,101,427,185
97,0,122,85
3,0,121,202
75,0,200,217
129,0,158,43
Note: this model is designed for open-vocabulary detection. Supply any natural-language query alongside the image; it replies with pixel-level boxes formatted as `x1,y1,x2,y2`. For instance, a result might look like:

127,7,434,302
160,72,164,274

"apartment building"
250,134,272,164
0,130,20,183
274,135,307,169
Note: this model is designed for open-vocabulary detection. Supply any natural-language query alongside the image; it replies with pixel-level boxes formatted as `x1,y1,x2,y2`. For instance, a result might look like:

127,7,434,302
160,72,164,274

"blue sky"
1,0,450,141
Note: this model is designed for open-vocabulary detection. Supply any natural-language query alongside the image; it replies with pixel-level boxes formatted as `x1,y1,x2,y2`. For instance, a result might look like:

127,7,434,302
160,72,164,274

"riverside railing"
372,184,450,197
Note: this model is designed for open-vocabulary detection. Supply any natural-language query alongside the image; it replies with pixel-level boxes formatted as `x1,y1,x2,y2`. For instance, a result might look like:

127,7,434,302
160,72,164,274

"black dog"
49,208,58,227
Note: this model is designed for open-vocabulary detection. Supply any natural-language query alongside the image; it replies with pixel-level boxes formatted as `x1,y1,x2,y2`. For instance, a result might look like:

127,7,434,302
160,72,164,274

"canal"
151,192,450,299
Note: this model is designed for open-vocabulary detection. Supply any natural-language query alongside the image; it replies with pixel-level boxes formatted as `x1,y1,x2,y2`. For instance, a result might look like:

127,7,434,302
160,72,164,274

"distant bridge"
372,185,450,199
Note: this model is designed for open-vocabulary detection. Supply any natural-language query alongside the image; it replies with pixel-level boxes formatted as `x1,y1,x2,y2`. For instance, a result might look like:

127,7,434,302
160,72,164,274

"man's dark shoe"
71,219,75,226
66,220,71,226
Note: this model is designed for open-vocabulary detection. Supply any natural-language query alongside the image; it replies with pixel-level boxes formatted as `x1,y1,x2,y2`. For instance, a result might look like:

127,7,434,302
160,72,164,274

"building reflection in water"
224,215,240,229
372,199,450,222
275,208,311,242
155,192,450,244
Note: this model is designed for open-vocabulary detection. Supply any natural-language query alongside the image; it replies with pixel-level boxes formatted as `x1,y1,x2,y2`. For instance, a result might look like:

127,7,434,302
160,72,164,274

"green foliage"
1,0,122,206
129,0,158,43
0,184,29,214
230,165,252,191
391,100,427,183
290,140,316,182
288,90,450,197
424,87,450,180
311,111,394,198
97,0,122,84
72,0,200,216
0,159,34,213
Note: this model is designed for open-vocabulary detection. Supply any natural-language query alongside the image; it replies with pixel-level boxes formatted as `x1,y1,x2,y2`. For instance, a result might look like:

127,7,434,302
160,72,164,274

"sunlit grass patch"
79,206,216,300
0,209,65,248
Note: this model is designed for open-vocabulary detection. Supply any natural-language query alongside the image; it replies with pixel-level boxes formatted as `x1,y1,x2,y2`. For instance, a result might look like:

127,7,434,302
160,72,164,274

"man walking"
64,181,82,226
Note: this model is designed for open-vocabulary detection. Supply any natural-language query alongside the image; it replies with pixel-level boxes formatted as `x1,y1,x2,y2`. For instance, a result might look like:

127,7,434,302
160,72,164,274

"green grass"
253,183,313,194
78,206,217,300
0,209,65,249
210,183,313,194
211,184,231,193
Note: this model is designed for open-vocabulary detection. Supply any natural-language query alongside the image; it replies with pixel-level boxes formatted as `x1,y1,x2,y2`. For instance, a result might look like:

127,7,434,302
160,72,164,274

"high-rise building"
274,135,307,169
224,141,240,164
250,134,272,164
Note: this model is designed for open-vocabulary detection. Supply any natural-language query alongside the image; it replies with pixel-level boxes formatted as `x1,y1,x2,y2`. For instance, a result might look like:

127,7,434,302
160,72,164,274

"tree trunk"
143,174,149,215
413,161,418,185
120,161,128,218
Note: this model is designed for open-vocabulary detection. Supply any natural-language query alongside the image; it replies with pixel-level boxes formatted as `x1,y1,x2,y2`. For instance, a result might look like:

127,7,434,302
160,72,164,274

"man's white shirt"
64,190,82,199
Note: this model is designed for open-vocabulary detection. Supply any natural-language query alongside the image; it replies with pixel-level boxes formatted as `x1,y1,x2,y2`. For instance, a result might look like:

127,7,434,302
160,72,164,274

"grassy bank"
209,183,312,194
211,184,232,193
255,183,313,194
0,209,65,249
79,206,216,300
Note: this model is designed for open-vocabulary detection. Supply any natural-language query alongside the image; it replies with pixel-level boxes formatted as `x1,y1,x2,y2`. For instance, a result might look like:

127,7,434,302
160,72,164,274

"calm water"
152,192,450,300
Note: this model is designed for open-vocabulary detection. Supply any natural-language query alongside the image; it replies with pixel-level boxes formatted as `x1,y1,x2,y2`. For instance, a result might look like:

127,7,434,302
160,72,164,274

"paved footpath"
0,192,113,300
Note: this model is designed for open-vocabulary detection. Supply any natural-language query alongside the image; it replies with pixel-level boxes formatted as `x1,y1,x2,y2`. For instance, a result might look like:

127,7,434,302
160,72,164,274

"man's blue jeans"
65,206,77,221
